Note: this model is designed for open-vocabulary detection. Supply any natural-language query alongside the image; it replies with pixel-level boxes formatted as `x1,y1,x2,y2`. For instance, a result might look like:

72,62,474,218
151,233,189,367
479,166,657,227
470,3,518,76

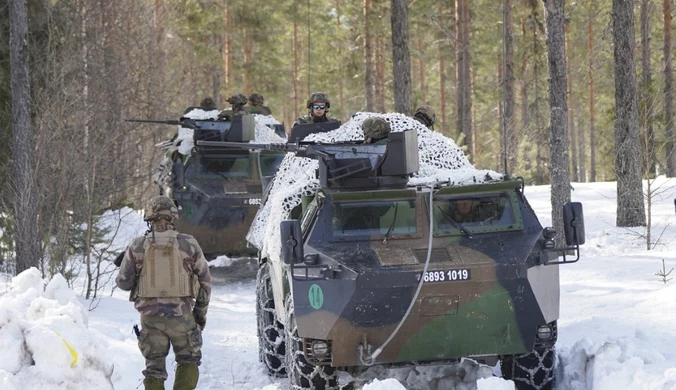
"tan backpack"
137,230,197,299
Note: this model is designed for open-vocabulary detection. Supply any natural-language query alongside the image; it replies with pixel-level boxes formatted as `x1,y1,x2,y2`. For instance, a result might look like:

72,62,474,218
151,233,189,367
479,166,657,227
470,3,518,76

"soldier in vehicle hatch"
362,117,392,144
183,97,218,114
218,93,249,120
292,92,340,128
246,93,272,115
412,104,436,130
116,196,212,390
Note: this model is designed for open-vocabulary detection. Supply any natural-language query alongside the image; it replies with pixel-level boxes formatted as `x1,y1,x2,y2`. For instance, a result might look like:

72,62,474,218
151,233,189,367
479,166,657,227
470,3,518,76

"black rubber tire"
284,295,338,390
501,346,556,390
256,263,287,378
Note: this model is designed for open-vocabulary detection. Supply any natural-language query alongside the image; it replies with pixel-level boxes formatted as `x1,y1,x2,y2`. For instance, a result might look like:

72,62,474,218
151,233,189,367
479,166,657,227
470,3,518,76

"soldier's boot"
143,377,165,390
173,363,199,390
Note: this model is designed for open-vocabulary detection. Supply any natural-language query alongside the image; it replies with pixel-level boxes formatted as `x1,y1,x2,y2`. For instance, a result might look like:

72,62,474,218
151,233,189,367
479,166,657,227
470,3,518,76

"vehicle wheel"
285,295,338,389
256,263,287,378
501,346,556,390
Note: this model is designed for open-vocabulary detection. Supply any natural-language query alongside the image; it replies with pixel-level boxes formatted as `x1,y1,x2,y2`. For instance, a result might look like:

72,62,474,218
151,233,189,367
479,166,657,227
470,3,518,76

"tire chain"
508,346,555,390
256,266,287,378
285,295,338,390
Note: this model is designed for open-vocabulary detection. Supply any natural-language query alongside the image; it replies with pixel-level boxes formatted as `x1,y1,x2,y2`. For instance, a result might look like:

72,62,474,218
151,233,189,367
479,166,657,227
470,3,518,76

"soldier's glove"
194,311,206,331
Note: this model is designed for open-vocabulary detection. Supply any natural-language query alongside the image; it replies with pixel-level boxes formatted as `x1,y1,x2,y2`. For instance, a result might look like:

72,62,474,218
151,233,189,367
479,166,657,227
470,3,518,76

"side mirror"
280,220,304,264
563,202,585,246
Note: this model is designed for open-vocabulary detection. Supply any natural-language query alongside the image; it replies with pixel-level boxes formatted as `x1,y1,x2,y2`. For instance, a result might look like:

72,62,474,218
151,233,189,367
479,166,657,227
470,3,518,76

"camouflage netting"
248,112,502,263
152,111,285,187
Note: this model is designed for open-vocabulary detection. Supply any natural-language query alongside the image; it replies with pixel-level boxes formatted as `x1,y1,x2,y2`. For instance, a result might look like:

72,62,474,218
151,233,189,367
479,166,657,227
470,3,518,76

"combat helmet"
362,117,391,143
306,92,331,109
145,195,178,222
248,93,265,106
413,105,436,128
226,93,248,106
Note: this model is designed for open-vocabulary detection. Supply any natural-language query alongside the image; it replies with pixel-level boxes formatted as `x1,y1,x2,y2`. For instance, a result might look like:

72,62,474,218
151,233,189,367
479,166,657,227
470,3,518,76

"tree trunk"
588,1,597,182
613,0,647,227
223,1,232,93
641,0,655,176
534,6,546,185
520,3,531,173
456,0,472,154
438,0,447,129
364,0,375,111
391,0,412,114
293,20,299,120
578,111,587,182
665,0,676,176
336,0,345,120
565,22,579,182
503,0,516,173
10,0,39,274
544,0,571,245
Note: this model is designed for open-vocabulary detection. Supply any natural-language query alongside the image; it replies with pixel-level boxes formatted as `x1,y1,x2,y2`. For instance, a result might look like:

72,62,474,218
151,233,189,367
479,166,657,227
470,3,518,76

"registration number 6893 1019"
416,269,471,282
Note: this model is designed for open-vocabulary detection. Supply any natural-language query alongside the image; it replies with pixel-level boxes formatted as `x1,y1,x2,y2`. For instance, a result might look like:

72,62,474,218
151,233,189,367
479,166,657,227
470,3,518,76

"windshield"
433,192,519,236
332,200,417,239
200,155,251,178
259,152,285,177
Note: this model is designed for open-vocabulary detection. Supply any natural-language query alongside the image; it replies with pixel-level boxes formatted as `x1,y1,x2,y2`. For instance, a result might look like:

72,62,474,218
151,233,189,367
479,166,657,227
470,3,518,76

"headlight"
536,325,553,340
311,340,330,357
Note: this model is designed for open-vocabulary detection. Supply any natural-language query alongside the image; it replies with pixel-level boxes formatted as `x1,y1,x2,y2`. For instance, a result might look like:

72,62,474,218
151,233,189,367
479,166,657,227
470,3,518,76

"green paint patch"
398,284,527,361
309,284,324,309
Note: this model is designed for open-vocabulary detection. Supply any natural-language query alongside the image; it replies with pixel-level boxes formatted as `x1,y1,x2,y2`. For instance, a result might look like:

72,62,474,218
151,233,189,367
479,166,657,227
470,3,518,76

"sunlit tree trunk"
588,0,597,182
503,0,515,173
438,0,447,129
565,22,578,182
544,0,571,245
612,0,646,227
664,0,675,176
364,0,375,111
10,0,39,274
293,20,299,119
223,1,232,94
391,0,411,114
641,0,655,175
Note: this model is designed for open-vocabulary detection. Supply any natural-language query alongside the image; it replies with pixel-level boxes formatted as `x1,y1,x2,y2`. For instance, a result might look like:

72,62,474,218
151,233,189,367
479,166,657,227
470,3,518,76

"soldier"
412,105,436,130
183,97,218,114
218,93,249,119
246,93,272,115
362,117,391,144
292,92,340,127
116,196,212,390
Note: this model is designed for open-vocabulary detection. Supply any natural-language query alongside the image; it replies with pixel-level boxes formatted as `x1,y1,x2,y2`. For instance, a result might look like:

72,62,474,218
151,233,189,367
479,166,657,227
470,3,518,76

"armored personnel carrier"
131,111,286,259
200,113,586,390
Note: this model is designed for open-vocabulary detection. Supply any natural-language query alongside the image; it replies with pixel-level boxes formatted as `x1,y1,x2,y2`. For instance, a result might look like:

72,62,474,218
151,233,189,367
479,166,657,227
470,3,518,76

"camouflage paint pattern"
116,228,212,319
271,180,561,368
137,312,203,379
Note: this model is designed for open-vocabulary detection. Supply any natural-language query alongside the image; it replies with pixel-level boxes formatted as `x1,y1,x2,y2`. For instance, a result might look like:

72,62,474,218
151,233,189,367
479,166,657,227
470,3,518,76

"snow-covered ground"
2,178,676,389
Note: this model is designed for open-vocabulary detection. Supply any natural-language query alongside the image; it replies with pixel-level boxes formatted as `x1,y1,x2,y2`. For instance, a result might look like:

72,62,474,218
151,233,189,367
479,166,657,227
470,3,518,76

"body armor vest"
138,230,196,298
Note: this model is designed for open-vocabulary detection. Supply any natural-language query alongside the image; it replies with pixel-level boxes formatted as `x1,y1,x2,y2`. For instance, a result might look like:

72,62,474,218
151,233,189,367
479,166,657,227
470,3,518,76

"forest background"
0,0,670,285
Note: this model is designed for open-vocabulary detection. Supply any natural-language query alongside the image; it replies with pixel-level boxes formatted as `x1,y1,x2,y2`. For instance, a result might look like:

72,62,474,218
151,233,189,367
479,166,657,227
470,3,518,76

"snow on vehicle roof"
247,112,501,262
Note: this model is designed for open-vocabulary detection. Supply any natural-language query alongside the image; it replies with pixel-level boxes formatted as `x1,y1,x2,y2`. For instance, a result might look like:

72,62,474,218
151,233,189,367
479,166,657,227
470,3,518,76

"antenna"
307,0,311,94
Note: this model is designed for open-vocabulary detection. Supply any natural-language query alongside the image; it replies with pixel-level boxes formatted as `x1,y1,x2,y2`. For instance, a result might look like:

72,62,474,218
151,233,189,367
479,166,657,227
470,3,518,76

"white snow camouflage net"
248,112,502,263
152,111,285,185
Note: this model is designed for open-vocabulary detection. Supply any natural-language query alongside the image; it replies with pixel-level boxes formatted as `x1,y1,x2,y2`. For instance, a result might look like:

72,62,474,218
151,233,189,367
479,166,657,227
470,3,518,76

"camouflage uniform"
412,105,436,130
116,196,212,390
362,117,391,144
247,93,273,115
293,92,340,127
218,93,249,119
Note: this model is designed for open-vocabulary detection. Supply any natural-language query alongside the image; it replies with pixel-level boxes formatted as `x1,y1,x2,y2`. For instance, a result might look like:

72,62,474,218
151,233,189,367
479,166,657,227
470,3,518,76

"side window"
300,197,320,234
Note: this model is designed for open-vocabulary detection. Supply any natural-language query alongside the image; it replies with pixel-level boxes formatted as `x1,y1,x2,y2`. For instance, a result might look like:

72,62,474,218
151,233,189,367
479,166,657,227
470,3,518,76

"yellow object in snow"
53,331,79,368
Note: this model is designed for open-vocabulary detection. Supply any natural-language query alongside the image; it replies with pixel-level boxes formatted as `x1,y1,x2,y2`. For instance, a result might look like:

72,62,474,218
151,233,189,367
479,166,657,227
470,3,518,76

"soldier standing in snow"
292,92,340,128
116,196,212,390
246,93,272,115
